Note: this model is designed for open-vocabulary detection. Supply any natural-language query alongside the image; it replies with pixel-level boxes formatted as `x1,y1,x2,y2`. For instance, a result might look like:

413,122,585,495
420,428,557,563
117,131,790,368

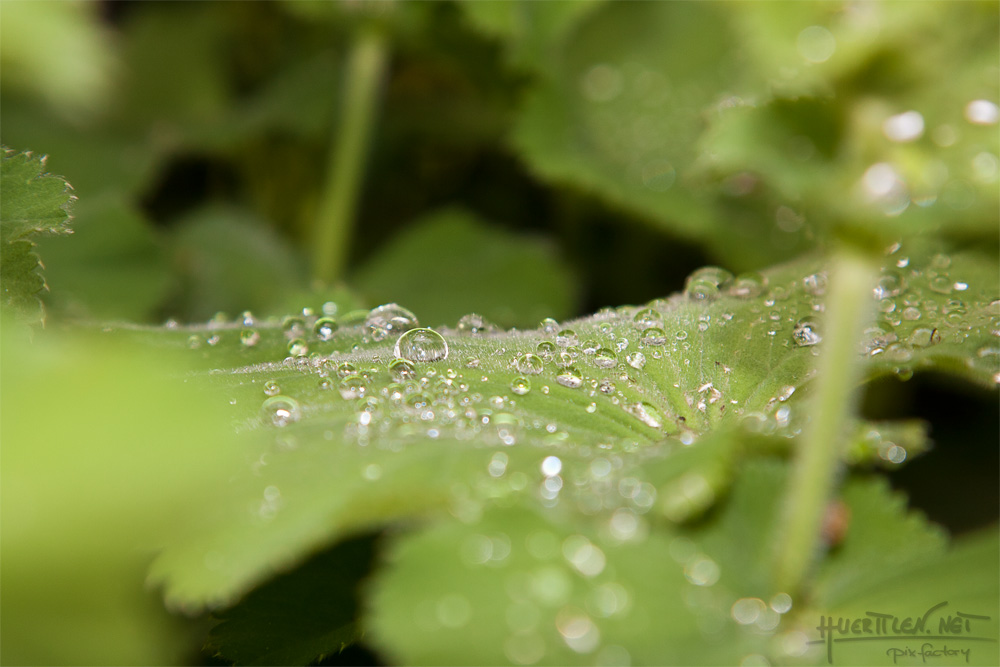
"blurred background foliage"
1,1,997,665
3,0,995,326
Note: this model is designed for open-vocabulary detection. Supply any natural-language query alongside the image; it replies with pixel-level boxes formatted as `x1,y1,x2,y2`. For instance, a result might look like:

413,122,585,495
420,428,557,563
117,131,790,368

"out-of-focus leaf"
117,2,232,131
0,1,114,118
508,2,743,249
788,529,1000,666
510,1,999,268
352,208,576,328
35,194,172,321
0,324,244,665
811,476,949,608
460,0,604,71
207,534,375,666
0,148,74,319
364,458,969,666
233,51,341,141
0,102,160,199
165,205,310,322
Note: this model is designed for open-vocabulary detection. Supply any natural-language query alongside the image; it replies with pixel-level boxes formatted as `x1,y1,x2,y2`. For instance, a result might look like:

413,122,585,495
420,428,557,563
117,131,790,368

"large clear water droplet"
626,402,663,429
873,271,905,299
366,303,419,341
394,327,449,362
388,357,416,380
641,327,667,346
287,338,308,357
540,317,560,334
336,361,358,378
626,352,646,369
240,329,260,347
536,341,556,361
555,329,578,347
339,375,367,400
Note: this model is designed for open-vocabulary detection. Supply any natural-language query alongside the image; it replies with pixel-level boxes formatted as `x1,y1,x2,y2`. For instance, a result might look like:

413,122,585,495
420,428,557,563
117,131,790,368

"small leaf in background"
0,148,75,319
165,205,310,322
352,208,576,328
35,194,172,321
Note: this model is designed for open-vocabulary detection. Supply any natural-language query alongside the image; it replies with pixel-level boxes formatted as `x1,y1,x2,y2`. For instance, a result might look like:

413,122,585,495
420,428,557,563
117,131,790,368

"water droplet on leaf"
515,353,544,375
792,321,822,347
262,395,301,427
511,377,531,396
394,328,449,362
556,366,583,388
685,266,733,301
314,317,339,341
457,313,495,335
366,303,419,341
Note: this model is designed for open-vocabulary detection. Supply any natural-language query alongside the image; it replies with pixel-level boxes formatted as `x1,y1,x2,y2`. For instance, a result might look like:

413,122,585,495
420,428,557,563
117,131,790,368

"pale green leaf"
0,324,244,665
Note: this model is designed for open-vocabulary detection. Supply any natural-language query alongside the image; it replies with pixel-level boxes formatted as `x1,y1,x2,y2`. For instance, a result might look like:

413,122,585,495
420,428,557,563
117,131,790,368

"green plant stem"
773,244,878,596
312,24,388,285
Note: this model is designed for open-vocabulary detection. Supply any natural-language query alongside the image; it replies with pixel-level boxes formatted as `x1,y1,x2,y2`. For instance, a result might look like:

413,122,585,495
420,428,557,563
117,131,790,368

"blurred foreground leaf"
0,325,243,665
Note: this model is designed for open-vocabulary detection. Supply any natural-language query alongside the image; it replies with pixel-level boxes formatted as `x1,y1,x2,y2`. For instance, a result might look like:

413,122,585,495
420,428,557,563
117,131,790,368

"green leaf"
460,0,605,71
509,2,999,267
207,534,376,666
365,459,790,666
508,2,751,254
34,194,172,321
352,208,577,328
812,476,949,609
0,323,244,665
792,529,1000,666
165,205,310,322
134,246,997,618
364,458,970,666
0,148,74,318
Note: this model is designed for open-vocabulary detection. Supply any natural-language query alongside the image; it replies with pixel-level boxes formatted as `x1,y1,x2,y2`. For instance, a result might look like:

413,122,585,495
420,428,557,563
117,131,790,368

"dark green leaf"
207,534,376,666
